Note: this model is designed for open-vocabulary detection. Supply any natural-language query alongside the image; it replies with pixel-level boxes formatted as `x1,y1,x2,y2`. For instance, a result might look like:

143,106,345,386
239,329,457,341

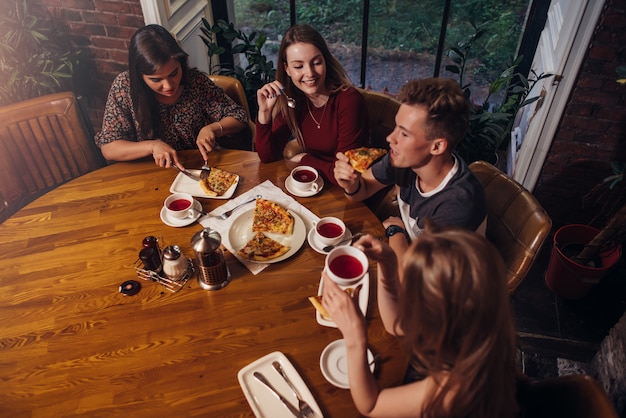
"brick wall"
34,0,145,127
533,0,626,230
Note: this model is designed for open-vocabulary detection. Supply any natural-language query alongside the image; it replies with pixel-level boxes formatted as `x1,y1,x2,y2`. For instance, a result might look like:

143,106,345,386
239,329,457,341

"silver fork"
200,160,211,180
209,194,261,220
272,361,317,418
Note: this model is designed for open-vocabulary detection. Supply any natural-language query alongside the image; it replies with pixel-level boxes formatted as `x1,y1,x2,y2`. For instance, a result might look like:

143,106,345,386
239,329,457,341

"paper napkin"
199,180,319,274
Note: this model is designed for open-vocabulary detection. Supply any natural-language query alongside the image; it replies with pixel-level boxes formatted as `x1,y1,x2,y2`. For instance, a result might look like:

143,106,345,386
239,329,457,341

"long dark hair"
128,24,190,139
275,24,353,146
399,224,518,418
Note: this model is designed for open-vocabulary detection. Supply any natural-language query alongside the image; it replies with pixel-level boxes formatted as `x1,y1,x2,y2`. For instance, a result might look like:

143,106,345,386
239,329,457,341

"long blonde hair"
399,224,518,418
275,24,353,148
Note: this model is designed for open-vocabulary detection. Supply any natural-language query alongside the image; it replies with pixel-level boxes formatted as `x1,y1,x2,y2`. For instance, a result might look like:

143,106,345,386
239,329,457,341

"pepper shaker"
191,228,231,290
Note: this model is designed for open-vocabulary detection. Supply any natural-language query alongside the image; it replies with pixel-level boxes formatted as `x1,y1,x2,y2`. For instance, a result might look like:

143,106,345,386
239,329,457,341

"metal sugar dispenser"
191,227,231,290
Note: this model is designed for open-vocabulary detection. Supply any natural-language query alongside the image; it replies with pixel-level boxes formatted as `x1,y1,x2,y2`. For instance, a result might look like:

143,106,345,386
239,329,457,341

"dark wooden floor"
513,241,626,379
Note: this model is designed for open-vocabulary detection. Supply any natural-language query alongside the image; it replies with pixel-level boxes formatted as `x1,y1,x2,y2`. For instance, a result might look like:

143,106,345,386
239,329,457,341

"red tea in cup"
168,198,192,211
164,192,196,220
329,254,364,279
293,169,317,183
290,165,319,193
314,217,346,246
325,246,368,286
317,222,344,238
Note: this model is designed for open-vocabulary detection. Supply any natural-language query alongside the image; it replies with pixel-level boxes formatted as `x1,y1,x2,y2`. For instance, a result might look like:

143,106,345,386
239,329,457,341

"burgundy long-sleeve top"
255,87,369,185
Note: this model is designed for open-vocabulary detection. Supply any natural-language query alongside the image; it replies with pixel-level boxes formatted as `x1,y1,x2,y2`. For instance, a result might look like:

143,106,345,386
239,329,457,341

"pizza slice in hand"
344,147,388,173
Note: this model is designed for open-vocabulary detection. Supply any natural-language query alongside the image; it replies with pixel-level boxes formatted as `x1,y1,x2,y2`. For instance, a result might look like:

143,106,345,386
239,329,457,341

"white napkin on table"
199,180,319,274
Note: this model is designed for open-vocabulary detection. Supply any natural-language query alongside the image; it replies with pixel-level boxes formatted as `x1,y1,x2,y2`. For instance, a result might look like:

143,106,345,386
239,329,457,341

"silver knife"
172,164,201,181
253,371,300,417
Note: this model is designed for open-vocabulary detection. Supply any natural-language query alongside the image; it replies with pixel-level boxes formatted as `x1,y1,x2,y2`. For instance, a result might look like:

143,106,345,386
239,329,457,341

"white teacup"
314,217,346,247
290,165,319,193
325,245,368,286
164,192,196,220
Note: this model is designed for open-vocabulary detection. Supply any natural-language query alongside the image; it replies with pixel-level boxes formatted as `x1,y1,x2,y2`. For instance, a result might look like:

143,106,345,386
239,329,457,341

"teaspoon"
284,93,296,108
322,232,363,253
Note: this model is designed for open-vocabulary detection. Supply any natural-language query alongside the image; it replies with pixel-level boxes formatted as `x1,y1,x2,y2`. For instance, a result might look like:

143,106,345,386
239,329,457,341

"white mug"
314,217,346,247
290,165,319,193
164,192,196,220
325,245,368,286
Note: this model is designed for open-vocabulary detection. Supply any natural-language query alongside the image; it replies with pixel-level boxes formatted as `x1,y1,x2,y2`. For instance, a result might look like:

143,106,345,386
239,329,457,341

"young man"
333,77,487,261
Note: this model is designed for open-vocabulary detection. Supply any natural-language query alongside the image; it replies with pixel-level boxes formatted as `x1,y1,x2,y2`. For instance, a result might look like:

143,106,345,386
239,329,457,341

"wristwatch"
385,225,409,241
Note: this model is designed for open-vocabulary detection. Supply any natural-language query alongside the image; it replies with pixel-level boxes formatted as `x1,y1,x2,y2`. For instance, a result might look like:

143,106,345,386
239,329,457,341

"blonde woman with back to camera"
321,223,518,417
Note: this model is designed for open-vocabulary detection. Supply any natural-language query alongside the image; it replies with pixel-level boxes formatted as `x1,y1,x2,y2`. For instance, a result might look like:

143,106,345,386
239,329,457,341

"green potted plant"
0,0,82,106
199,18,276,119
445,28,552,165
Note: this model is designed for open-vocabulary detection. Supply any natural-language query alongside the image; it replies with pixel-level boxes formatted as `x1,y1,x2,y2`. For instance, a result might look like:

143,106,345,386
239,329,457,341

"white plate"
285,175,324,197
238,351,324,418
307,228,353,254
169,169,239,199
159,199,202,227
315,271,369,328
229,209,306,263
320,340,375,389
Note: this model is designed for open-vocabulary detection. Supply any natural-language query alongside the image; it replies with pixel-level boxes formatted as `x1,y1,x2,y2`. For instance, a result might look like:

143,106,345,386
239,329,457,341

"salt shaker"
191,228,230,290
162,245,187,281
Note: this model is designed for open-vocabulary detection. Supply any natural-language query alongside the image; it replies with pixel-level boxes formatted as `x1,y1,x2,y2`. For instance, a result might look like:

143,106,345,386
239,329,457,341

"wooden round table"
0,149,408,417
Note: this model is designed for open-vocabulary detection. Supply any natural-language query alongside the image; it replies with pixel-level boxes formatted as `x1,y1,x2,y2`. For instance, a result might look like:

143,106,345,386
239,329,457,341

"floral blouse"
95,68,248,149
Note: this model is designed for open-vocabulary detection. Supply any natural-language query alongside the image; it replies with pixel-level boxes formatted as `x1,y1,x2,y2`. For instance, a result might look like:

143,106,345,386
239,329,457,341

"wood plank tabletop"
0,149,408,417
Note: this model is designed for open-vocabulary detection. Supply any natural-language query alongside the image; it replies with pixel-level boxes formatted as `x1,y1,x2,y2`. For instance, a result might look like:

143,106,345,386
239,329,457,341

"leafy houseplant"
0,0,81,106
446,29,552,165
199,18,276,119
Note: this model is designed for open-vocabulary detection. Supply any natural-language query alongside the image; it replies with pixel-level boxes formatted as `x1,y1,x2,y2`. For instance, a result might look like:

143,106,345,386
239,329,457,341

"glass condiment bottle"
162,245,188,281
191,228,230,290
139,246,162,275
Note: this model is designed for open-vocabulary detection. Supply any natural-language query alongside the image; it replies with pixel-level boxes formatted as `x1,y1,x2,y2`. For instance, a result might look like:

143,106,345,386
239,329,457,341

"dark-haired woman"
95,24,247,168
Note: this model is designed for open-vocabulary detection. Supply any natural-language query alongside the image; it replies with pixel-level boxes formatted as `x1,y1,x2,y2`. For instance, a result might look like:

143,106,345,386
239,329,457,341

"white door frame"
513,0,605,191
139,0,215,74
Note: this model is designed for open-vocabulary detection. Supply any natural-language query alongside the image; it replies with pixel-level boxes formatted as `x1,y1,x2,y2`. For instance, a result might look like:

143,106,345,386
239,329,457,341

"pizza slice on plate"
344,147,388,173
237,231,290,262
252,198,294,235
199,167,238,197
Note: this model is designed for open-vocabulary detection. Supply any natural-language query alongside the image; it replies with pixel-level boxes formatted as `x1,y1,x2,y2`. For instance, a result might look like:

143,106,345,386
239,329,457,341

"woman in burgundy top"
255,24,369,185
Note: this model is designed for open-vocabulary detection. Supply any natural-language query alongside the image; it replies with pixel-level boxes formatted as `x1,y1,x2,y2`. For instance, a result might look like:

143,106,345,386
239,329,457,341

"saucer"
320,339,375,389
285,176,324,197
160,199,202,227
307,228,352,254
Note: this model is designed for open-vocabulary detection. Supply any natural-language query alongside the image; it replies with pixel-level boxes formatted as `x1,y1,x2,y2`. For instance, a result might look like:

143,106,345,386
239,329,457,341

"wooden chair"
517,374,618,418
469,160,552,293
208,74,256,151
0,91,106,223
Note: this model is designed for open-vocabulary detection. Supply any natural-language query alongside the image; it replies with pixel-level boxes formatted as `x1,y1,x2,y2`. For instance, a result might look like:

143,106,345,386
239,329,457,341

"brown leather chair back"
357,88,400,149
517,374,618,418
469,160,552,293
208,74,256,150
0,91,105,223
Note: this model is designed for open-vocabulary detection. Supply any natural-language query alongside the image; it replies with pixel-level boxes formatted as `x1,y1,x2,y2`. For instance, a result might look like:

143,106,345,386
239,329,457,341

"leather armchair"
517,374,618,418
208,74,256,151
469,161,552,293
0,91,105,223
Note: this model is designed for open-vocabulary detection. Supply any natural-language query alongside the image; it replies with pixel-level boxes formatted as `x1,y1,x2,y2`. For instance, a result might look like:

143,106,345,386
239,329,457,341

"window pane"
441,0,531,105
231,0,532,101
